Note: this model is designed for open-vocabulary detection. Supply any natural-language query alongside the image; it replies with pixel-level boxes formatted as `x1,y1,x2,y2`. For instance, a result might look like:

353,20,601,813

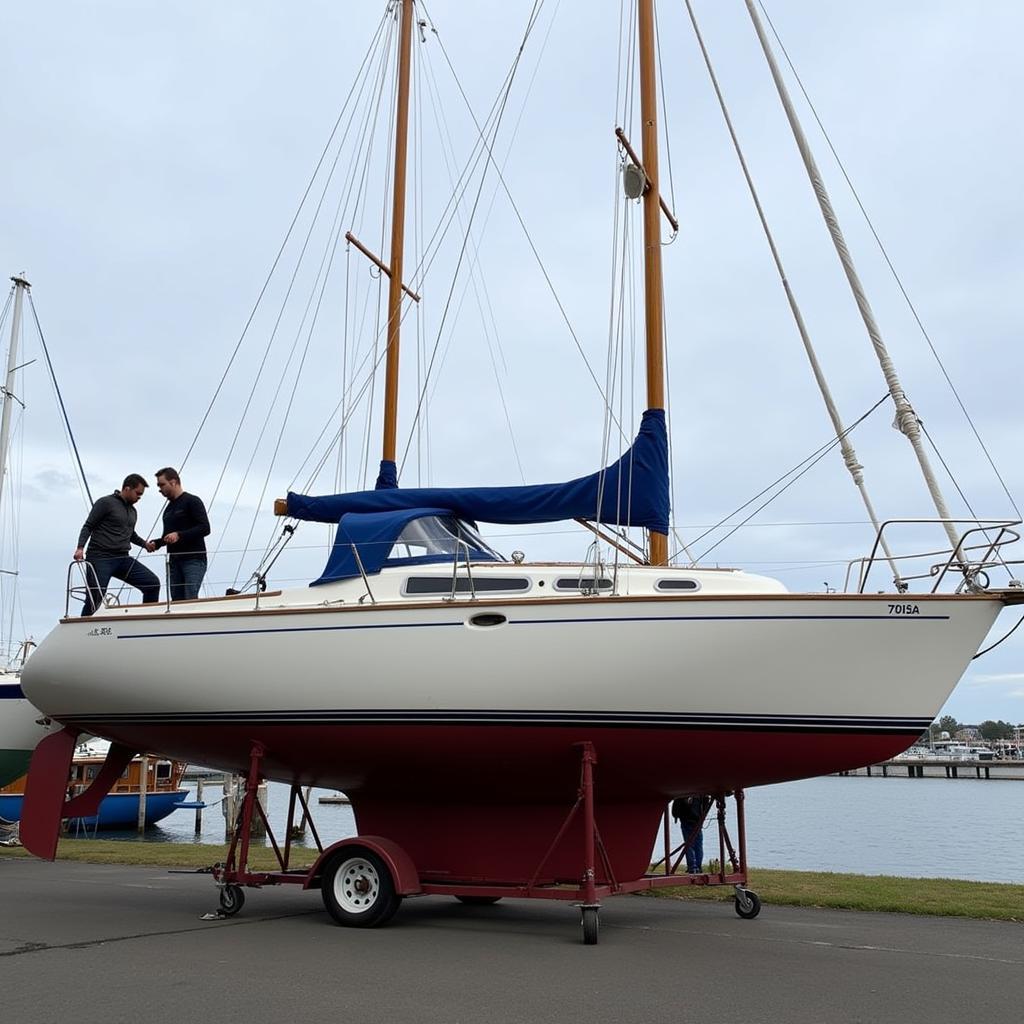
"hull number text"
887,604,920,615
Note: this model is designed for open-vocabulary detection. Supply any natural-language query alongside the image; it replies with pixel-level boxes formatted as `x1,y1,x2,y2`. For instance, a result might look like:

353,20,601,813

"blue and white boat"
0,744,188,830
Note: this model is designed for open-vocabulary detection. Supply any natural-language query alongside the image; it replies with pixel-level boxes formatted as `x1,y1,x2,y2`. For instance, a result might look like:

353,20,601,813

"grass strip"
644,867,1024,922
2,843,1021,922
0,839,287,871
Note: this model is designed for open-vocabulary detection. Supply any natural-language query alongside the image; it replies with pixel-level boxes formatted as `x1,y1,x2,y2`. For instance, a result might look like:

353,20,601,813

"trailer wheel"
219,884,245,916
581,906,600,945
455,895,502,906
734,888,761,920
321,848,401,928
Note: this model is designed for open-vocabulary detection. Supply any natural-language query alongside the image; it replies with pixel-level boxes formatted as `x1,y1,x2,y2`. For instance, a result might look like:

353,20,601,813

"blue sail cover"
288,409,669,534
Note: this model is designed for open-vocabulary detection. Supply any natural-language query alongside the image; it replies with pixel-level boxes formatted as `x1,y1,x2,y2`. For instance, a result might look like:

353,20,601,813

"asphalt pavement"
2,857,1022,1023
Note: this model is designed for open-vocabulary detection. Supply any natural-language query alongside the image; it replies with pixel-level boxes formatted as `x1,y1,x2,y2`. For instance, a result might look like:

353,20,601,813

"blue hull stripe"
52,710,931,734
0,684,26,700
116,612,949,641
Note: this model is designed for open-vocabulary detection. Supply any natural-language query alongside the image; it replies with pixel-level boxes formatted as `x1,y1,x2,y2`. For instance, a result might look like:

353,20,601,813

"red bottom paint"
23,721,917,882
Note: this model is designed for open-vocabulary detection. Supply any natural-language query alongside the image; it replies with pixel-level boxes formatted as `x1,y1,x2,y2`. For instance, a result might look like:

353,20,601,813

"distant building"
955,726,981,742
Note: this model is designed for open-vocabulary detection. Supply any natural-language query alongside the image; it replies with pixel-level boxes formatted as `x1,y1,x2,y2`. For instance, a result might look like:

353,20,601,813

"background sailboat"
0,277,54,786
0,275,91,786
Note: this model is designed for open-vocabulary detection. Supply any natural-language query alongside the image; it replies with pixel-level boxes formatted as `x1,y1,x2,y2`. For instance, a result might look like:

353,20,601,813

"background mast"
0,275,30,513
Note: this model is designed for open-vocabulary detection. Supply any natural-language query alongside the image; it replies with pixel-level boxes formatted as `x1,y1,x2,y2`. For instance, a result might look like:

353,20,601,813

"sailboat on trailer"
18,1,1023,915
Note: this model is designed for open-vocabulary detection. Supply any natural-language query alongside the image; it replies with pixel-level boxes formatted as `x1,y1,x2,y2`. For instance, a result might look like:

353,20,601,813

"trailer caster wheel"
322,848,402,928
219,884,245,916
581,906,600,945
734,887,761,920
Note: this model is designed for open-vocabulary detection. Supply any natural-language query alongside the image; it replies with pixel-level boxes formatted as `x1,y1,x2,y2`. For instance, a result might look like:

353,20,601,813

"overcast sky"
2,1,1023,727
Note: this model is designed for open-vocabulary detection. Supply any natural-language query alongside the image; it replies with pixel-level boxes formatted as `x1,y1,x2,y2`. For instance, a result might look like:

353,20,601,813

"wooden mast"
381,0,415,474
637,0,668,566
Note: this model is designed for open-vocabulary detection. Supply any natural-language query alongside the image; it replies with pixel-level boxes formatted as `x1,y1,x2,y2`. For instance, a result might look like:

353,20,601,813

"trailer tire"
734,888,761,920
218,884,245,916
581,906,600,945
321,848,402,928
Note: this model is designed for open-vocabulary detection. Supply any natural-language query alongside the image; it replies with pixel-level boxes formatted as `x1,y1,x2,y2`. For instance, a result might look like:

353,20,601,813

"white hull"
22,573,1003,732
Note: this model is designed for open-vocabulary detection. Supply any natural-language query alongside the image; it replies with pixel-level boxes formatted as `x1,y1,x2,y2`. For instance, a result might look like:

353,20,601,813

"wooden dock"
838,758,1024,780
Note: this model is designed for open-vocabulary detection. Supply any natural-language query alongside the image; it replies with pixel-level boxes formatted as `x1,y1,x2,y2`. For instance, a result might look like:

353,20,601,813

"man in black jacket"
74,473,160,615
154,467,211,601
671,794,713,874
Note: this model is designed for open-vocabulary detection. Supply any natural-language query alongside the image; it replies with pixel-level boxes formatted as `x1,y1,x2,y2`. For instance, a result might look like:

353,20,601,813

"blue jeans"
168,556,207,601
684,824,704,873
83,555,160,616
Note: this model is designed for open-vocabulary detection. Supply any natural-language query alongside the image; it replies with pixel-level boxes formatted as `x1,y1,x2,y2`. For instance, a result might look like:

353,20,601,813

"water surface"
100,774,1024,884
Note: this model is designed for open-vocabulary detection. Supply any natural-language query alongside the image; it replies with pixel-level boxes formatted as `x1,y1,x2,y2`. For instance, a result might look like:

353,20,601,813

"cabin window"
403,576,530,596
156,762,172,780
553,577,613,592
655,578,700,592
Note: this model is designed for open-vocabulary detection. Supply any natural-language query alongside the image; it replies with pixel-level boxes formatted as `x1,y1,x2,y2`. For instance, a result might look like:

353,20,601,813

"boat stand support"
210,743,326,917
207,741,761,940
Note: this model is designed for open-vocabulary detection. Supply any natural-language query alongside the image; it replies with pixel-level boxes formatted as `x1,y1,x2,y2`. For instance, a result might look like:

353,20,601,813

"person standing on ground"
153,467,210,601
671,794,712,874
74,474,160,615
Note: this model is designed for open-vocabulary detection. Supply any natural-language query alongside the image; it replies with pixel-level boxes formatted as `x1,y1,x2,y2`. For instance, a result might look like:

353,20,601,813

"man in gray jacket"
74,473,160,615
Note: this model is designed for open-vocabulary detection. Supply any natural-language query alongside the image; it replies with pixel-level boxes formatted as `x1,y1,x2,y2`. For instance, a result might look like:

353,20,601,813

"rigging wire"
418,30,533,483
201,19,400,577
917,420,1015,581
652,0,678,243
684,394,890,563
395,0,552,475
680,0,900,578
756,0,1020,520
420,2,633,454
227,22,403,577
299,0,569,501
211,19,396,522
972,612,1024,660
211,14,399,574
27,295,93,506
176,9,391,484
230,172,361,586
0,289,12,337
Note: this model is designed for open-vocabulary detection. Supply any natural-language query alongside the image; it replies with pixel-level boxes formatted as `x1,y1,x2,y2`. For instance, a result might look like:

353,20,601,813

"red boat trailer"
211,741,761,944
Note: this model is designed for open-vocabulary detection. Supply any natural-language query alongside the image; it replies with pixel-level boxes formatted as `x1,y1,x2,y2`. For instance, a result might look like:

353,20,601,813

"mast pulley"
614,127,679,234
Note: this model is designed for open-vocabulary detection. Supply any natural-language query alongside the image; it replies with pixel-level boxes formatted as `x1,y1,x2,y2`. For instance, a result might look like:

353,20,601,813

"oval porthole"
468,613,507,628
